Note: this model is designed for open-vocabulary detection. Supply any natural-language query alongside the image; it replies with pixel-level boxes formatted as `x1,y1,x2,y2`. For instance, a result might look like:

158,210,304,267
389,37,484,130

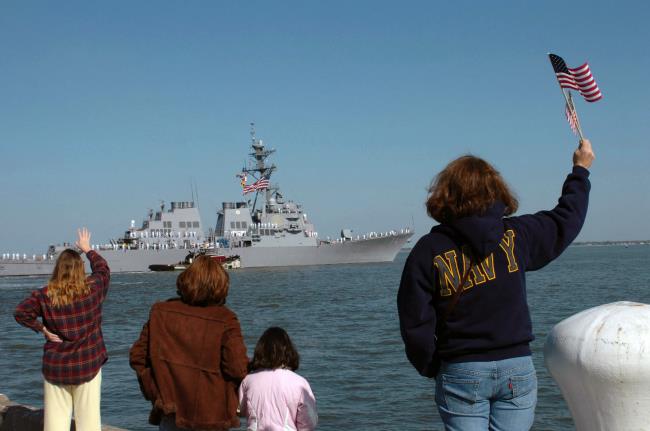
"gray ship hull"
232,232,411,267
0,233,411,277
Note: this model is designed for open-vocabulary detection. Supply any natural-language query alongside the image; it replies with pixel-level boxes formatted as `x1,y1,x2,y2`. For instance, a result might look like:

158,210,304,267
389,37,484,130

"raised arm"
76,228,110,295
512,139,594,271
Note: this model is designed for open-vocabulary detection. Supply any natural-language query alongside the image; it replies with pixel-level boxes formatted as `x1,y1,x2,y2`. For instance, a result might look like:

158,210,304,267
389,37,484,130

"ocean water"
1,245,649,430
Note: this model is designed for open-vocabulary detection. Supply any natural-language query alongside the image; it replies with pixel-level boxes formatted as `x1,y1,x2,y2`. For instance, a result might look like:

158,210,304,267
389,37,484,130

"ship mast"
245,123,276,218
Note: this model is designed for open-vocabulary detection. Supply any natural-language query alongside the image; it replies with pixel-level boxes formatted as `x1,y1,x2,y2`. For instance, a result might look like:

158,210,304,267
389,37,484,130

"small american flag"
243,176,270,194
549,53,602,102
565,104,578,135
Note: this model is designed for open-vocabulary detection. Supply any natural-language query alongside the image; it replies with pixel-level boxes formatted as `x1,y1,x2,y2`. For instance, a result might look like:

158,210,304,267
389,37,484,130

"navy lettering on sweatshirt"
398,166,590,378
435,231,519,296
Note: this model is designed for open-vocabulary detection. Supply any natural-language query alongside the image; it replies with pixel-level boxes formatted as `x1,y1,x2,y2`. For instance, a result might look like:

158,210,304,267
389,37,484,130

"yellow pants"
43,369,102,431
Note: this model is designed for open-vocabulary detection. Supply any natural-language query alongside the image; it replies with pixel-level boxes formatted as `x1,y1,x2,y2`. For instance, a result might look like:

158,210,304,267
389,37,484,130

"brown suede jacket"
129,298,248,430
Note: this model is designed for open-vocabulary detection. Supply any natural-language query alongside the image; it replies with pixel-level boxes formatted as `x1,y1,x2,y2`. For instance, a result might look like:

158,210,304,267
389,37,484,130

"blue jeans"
435,355,537,431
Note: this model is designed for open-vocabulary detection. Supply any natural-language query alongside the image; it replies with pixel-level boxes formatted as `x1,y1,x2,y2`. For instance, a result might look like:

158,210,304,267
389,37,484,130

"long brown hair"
426,155,518,223
176,255,229,306
47,249,91,307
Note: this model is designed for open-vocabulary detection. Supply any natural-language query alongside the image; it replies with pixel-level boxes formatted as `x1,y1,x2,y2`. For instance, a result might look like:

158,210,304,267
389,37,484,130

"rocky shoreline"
0,393,125,431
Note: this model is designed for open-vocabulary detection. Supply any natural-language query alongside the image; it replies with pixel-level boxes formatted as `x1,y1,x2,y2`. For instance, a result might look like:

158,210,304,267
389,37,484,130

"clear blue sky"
1,1,649,253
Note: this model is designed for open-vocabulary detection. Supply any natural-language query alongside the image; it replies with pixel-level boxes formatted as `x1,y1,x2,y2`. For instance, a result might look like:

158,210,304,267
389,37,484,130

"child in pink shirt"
239,327,318,431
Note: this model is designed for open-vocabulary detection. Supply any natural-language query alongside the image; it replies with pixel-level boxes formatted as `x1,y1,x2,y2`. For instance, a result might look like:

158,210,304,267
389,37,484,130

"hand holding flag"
573,138,595,170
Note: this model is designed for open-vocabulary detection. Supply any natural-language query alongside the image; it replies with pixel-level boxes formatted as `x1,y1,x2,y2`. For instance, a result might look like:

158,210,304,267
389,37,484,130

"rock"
0,393,126,431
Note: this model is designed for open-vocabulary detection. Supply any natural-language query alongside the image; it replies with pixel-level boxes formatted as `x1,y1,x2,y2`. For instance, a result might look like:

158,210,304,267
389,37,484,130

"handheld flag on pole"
549,54,602,102
548,53,603,140
565,100,579,135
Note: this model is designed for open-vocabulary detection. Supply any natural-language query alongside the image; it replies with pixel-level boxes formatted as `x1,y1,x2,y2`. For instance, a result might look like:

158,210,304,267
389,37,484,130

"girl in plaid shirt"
15,228,110,431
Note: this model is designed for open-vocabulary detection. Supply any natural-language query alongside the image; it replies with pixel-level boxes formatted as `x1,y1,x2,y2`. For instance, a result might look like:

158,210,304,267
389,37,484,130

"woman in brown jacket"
130,255,248,431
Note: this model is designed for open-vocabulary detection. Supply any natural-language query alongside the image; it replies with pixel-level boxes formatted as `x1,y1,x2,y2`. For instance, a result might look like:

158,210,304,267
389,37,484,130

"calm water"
1,245,649,430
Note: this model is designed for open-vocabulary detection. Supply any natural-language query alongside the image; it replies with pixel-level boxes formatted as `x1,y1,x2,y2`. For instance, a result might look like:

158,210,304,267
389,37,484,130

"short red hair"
426,155,518,223
176,255,229,306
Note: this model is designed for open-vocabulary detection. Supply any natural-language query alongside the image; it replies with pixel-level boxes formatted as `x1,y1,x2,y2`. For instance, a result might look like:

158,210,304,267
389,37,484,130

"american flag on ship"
243,176,270,194
549,54,603,102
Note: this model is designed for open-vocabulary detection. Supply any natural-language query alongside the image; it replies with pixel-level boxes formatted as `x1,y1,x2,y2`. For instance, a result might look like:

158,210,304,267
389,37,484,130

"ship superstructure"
213,125,319,250
118,200,204,251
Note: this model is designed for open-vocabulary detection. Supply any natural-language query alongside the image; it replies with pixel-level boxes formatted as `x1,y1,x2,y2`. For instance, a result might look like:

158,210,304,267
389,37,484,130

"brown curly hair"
426,155,518,223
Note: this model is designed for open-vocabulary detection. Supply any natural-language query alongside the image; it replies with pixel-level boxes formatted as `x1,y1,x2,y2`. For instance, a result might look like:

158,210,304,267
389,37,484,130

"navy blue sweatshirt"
398,166,590,377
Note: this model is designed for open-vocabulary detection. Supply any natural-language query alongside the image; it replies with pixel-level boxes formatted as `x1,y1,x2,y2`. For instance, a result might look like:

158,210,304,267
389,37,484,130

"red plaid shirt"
14,250,110,385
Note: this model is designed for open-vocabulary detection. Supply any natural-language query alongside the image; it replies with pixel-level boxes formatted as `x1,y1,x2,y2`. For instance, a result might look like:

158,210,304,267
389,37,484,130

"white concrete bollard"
544,301,650,431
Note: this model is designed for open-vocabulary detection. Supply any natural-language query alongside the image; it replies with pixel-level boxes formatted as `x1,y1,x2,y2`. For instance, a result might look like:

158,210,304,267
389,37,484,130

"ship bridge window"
192,221,200,228
230,222,236,228
179,222,186,228
241,221,247,228
164,221,172,228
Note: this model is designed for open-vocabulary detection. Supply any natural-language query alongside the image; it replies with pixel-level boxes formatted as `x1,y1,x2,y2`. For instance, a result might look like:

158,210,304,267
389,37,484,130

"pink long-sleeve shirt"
238,369,318,431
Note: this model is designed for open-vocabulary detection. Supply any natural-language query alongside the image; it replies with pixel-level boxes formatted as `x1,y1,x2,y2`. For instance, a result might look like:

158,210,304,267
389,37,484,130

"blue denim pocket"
509,370,537,408
439,375,481,414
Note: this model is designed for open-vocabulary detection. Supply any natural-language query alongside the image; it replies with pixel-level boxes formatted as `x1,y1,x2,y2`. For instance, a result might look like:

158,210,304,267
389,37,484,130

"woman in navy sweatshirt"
398,139,594,430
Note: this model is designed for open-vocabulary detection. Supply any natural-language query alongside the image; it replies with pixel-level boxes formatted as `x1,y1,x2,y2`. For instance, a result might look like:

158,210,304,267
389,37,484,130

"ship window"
242,222,247,228
164,221,172,228
179,222,186,228
192,221,199,228
230,222,236,228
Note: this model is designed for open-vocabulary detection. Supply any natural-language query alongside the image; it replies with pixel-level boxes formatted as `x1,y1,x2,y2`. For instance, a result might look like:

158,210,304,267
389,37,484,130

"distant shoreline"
572,240,649,247
401,240,650,252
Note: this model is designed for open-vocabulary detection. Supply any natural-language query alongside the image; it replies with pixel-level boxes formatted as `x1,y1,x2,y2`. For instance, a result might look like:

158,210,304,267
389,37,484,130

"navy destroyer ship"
0,126,412,276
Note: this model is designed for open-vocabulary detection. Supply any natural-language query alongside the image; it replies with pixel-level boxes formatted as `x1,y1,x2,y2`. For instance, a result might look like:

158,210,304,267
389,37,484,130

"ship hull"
233,233,410,267
0,233,411,276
